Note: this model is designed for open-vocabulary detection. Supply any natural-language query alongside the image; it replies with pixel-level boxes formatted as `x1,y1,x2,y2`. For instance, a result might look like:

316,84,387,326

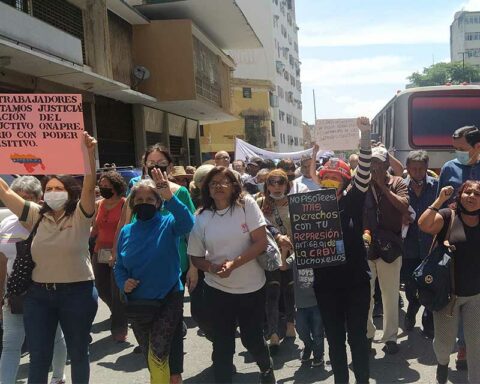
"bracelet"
427,206,440,212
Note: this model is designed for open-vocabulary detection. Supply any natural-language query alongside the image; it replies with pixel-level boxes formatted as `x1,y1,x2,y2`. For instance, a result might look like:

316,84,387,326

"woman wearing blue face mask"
0,132,98,384
114,169,194,384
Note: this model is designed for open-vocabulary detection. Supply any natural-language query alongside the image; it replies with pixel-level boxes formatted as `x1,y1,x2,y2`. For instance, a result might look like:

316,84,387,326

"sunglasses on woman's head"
268,178,287,186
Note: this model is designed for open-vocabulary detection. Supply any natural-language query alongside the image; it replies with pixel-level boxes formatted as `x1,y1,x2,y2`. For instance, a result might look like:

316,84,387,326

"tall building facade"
0,0,260,167
229,0,303,152
451,10,480,67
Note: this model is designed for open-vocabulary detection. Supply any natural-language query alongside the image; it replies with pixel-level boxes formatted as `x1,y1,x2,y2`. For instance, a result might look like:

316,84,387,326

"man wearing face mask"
437,125,480,371
438,125,480,198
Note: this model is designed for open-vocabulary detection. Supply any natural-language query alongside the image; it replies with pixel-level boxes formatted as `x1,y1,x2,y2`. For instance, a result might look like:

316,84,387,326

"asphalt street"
14,292,468,384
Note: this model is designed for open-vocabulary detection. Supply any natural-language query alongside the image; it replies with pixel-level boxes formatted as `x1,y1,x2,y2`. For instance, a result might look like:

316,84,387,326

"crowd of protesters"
0,121,479,384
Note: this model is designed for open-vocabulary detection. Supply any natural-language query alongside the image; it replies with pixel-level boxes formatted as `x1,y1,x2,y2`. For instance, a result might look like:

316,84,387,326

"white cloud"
301,56,413,87
330,96,388,120
299,21,449,47
463,0,480,10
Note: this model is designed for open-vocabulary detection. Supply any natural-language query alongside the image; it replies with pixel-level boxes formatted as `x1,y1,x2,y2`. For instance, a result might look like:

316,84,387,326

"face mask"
270,193,286,200
44,191,68,211
257,182,265,191
411,178,424,187
321,179,342,190
147,165,168,179
99,187,114,199
133,203,157,221
456,150,472,165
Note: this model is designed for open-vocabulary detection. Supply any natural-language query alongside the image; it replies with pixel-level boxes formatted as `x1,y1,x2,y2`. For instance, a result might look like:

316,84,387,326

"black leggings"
315,282,371,384
265,269,295,336
128,291,183,383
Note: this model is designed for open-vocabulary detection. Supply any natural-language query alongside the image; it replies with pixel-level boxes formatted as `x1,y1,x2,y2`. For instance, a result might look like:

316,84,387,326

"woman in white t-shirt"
188,167,275,384
0,176,67,384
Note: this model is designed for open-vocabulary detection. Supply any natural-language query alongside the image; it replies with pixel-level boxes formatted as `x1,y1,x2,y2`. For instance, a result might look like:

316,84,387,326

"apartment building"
451,10,480,67
230,0,303,152
0,0,260,166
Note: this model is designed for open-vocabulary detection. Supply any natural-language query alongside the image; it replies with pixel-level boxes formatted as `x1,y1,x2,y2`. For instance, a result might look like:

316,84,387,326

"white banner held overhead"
234,138,332,162
315,118,360,151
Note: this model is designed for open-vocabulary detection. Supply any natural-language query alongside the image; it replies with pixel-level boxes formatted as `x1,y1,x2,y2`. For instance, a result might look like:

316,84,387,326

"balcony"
0,1,83,64
132,20,236,123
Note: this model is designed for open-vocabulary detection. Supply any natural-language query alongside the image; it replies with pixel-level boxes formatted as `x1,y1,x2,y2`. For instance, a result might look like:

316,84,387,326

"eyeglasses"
209,180,232,189
268,178,287,186
215,156,230,161
146,161,169,168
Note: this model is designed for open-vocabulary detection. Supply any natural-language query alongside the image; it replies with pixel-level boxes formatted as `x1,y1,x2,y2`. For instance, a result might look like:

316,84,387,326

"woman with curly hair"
92,170,128,342
256,169,296,351
188,167,275,384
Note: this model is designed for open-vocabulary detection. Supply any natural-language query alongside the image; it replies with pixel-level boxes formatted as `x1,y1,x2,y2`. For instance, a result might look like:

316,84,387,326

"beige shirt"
21,201,94,283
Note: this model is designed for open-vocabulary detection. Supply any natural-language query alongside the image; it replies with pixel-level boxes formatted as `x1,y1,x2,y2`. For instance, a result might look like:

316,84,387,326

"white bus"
371,85,480,170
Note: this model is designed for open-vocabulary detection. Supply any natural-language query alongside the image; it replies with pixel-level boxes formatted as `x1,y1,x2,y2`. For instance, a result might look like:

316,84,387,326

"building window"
277,85,284,98
199,125,204,136
284,71,289,81
286,114,292,124
243,87,252,98
271,121,276,137
269,92,279,107
294,137,298,146
193,37,221,105
279,110,285,121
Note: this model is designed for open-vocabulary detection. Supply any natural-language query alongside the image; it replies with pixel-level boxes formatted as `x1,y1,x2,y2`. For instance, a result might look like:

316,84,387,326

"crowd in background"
0,121,479,384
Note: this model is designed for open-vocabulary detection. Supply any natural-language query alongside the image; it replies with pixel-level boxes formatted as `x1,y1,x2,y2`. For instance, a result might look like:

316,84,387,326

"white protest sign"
315,118,359,151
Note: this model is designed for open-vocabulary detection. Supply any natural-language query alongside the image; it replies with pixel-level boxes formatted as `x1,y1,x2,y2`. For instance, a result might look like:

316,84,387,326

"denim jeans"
0,305,67,384
23,281,98,384
296,306,324,359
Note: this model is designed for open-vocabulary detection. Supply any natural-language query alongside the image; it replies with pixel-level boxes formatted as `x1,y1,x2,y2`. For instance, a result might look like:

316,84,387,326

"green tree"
407,61,480,87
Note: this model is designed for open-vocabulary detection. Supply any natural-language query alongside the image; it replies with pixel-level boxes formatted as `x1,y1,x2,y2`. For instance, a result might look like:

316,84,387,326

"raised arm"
310,144,322,186
418,186,453,235
352,117,372,193
80,132,97,217
0,179,26,219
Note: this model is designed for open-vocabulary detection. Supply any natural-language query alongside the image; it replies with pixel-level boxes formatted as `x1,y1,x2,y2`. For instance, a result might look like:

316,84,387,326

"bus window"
410,95,480,147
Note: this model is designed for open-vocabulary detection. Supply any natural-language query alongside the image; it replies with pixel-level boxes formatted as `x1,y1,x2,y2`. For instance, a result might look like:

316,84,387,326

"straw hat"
171,166,193,179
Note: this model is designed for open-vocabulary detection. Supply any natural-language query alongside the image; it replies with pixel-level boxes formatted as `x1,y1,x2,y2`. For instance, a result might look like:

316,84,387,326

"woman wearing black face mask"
91,171,128,342
116,144,197,383
419,181,480,384
114,169,194,383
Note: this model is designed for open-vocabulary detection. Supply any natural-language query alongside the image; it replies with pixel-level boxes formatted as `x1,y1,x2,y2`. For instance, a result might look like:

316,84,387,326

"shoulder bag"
242,203,282,272
413,210,457,313
367,185,404,263
6,216,43,314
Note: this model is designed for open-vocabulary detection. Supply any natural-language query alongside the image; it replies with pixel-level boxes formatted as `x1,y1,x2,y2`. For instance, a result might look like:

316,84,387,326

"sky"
296,0,480,124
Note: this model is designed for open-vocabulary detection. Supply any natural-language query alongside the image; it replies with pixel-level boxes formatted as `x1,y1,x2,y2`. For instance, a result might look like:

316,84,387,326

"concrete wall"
201,80,272,154
451,11,480,66
0,2,83,64
132,20,196,102
108,11,133,86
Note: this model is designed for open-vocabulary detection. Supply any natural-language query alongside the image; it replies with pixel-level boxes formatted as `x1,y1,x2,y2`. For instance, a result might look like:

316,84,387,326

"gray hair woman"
0,176,67,384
